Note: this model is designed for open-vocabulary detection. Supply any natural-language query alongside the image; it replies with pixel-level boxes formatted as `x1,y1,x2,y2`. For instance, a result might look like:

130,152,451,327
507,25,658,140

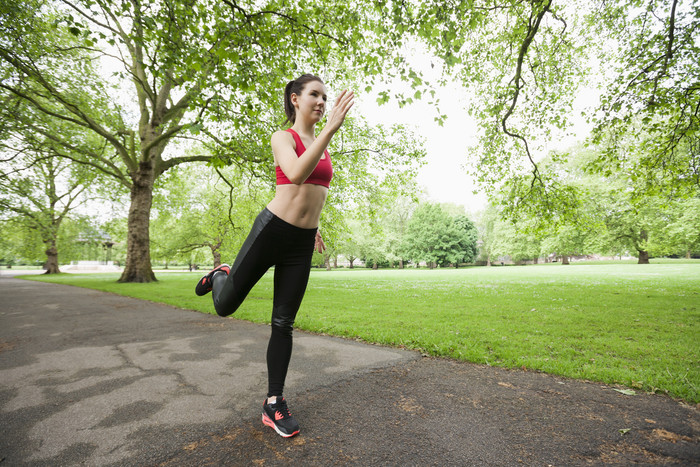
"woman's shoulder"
271,129,295,141
272,129,292,137
271,130,295,145
271,130,297,158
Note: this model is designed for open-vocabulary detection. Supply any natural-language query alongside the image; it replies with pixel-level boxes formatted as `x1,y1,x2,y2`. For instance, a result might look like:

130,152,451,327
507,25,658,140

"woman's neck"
291,119,316,140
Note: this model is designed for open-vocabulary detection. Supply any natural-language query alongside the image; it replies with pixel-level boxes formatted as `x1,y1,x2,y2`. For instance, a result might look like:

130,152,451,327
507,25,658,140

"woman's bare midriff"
266,183,328,229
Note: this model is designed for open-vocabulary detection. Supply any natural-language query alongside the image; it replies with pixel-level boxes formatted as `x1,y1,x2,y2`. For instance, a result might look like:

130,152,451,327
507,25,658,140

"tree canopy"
384,0,698,221
402,203,478,268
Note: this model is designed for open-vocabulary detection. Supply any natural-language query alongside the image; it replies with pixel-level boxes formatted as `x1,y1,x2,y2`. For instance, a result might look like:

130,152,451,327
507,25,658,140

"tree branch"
501,0,552,187
60,0,120,35
17,121,128,185
155,154,214,176
0,53,133,169
221,0,345,44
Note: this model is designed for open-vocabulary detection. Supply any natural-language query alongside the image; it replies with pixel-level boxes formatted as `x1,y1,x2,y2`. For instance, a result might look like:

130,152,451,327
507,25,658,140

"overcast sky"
357,82,485,214
355,67,599,216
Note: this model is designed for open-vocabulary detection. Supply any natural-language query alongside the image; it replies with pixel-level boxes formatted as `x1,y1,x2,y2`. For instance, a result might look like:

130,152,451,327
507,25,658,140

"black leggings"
211,207,316,397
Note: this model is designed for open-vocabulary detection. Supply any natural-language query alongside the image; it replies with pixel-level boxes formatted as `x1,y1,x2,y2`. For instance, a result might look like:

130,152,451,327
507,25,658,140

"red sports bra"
275,128,333,188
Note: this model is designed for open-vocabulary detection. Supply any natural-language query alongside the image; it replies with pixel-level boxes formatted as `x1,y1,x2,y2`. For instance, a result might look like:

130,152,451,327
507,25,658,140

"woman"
194,74,354,438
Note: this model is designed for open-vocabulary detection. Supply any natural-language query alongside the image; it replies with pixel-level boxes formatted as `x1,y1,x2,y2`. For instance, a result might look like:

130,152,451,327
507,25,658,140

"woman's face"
293,80,327,123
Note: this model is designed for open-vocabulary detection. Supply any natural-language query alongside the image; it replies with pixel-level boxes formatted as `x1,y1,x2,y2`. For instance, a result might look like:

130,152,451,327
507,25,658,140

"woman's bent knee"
212,273,243,317
270,313,295,337
213,295,243,317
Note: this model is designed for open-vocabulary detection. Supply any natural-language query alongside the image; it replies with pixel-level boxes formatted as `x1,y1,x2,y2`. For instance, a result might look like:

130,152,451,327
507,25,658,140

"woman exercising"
194,74,354,438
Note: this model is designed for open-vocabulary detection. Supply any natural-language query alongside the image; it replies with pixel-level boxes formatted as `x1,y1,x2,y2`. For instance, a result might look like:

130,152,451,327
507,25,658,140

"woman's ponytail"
283,80,296,125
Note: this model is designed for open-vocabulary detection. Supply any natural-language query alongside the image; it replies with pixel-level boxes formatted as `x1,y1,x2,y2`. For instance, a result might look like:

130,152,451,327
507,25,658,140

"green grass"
23,262,700,403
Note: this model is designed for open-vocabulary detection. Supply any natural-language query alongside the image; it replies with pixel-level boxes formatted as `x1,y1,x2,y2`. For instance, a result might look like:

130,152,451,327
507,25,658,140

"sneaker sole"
194,276,213,296
195,264,230,296
262,413,299,438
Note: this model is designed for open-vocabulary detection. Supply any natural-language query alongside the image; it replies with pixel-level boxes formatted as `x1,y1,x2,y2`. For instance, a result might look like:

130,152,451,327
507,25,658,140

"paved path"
0,275,698,466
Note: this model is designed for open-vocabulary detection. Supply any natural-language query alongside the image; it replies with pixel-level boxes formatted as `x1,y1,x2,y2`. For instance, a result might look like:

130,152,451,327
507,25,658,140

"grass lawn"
24,262,700,403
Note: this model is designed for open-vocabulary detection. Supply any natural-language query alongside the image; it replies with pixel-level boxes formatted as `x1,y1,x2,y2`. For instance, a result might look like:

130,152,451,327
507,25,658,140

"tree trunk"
212,249,222,268
399,259,404,269
486,254,491,266
561,255,570,265
637,229,650,264
686,250,691,259
43,242,60,274
119,162,157,283
325,254,331,271
637,250,650,264
533,257,538,264
333,255,338,268
349,258,355,269
372,261,378,270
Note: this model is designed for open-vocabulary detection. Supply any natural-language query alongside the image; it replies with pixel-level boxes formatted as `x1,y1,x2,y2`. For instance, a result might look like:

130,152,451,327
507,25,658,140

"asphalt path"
0,273,698,466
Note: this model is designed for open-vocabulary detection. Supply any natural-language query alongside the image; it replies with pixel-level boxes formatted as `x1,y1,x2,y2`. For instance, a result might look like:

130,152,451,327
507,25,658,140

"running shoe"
194,264,230,296
262,397,300,438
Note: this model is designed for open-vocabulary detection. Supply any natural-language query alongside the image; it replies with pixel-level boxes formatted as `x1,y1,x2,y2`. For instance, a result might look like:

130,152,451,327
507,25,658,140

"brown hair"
284,74,324,125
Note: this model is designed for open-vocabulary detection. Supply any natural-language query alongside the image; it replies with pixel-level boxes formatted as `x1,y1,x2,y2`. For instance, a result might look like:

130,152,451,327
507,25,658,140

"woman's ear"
290,92,299,107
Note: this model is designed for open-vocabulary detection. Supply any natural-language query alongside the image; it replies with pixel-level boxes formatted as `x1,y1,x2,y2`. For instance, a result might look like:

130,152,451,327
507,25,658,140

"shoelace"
272,399,292,419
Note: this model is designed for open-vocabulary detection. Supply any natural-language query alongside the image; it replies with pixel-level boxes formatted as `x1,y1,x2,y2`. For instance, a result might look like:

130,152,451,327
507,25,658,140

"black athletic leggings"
211,207,316,397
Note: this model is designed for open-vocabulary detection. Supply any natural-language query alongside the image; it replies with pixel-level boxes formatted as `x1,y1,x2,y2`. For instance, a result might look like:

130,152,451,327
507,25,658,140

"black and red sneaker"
194,264,230,296
262,397,300,438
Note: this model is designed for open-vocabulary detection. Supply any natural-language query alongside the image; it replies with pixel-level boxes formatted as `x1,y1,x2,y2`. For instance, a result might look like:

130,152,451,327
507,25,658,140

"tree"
475,205,499,266
382,196,417,268
321,119,426,255
385,1,698,221
566,137,688,264
327,122,424,270
587,0,699,200
339,216,386,269
598,192,666,264
453,214,479,264
0,148,94,272
55,215,115,265
337,231,362,269
540,224,587,265
661,198,700,258
150,164,266,268
402,203,476,268
491,220,542,265
0,216,44,266
0,0,424,282
506,138,685,264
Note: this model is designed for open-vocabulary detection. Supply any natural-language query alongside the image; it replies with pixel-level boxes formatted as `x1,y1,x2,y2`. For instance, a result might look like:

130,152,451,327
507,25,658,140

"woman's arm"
273,90,354,185
271,131,329,185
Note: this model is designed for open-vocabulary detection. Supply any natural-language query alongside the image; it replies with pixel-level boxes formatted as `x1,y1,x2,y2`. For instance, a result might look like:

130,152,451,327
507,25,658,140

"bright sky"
356,71,598,217
358,83,486,215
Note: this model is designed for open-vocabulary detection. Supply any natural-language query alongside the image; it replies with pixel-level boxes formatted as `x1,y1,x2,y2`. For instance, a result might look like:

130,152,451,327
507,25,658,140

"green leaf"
187,123,203,135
